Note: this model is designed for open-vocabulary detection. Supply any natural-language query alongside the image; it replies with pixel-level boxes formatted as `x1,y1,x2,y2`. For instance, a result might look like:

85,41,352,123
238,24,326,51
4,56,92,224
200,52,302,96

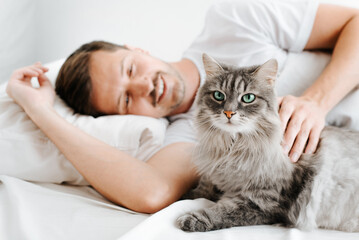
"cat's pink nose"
223,110,236,119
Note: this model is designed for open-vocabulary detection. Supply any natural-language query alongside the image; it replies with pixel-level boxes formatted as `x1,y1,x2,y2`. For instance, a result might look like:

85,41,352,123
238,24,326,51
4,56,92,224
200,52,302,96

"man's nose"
130,77,154,97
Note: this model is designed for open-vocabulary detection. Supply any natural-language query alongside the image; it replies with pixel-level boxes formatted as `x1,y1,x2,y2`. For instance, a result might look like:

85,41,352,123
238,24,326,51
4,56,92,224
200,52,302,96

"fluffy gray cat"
177,53,359,232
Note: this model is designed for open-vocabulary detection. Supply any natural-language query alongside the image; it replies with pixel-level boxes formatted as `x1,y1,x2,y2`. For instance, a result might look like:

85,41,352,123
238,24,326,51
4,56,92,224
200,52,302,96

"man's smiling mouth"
157,75,165,103
151,74,166,106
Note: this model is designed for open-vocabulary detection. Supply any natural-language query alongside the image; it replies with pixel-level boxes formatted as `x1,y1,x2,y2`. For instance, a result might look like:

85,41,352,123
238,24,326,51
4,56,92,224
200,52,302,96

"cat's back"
301,125,359,180
319,126,359,156
301,126,359,232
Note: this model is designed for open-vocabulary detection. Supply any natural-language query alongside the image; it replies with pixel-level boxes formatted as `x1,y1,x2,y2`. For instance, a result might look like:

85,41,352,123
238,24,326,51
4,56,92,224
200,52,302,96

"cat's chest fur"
194,130,292,193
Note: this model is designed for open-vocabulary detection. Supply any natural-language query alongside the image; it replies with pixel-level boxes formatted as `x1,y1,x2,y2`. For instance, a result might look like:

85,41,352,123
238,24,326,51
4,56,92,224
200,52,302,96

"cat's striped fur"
177,54,359,232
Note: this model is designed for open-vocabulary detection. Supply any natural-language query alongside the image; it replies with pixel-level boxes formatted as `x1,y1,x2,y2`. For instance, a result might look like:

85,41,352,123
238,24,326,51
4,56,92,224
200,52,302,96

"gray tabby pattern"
177,54,359,232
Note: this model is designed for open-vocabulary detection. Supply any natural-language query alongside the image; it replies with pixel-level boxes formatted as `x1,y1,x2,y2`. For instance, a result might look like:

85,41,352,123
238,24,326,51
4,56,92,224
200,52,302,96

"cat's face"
196,54,278,134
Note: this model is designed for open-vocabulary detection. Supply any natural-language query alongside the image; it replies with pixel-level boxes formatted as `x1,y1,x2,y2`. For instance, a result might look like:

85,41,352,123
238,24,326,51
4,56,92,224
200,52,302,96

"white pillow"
0,60,168,185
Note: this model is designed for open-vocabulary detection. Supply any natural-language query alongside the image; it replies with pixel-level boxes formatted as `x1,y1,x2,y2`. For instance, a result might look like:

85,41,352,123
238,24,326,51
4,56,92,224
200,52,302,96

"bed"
1,0,359,239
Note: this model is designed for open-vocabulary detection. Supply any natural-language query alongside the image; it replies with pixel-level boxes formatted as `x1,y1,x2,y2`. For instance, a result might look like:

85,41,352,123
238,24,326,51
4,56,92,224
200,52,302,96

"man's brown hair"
55,40,126,117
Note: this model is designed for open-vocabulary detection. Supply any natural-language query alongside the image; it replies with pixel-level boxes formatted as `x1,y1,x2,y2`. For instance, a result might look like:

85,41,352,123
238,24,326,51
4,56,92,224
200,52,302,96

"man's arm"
6,65,199,213
32,107,198,213
279,4,359,162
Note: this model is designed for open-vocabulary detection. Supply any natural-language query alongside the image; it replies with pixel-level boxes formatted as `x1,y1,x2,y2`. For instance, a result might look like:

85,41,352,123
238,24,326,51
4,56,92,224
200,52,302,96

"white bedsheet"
1,174,358,240
119,199,359,240
0,175,148,240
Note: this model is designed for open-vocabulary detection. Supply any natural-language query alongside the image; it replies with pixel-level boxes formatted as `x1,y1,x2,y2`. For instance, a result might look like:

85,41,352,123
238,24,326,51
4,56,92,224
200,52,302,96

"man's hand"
278,95,327,162
6,62,55,112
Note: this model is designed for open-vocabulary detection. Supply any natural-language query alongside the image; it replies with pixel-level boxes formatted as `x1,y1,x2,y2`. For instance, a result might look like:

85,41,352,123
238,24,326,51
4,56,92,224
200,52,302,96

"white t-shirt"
163,0,319,146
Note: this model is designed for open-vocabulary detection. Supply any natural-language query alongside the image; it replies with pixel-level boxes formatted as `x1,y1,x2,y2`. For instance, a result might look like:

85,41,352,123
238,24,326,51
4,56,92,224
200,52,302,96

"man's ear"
124,44,150,55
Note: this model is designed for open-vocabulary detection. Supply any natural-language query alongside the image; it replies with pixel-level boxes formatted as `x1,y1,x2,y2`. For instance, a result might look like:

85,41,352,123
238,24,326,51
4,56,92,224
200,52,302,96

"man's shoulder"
208,0,312,17
167,105,196,123
163,107,198,147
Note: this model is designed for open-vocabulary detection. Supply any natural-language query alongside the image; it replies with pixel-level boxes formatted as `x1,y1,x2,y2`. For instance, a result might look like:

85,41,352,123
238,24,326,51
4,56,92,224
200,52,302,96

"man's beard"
167,68,186,116
169,78,185,114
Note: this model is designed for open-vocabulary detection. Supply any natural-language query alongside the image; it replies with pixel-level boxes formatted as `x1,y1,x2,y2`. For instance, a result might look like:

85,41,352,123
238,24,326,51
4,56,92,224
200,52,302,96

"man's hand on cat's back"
277,95,327,162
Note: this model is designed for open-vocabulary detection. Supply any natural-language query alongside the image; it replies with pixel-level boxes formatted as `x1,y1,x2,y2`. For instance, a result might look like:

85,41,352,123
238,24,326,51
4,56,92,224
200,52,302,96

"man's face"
89,48,185,118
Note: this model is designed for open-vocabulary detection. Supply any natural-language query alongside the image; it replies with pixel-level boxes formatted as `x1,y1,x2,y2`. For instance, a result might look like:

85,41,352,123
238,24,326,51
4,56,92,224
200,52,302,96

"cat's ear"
202,53,224,77
254,59,278,85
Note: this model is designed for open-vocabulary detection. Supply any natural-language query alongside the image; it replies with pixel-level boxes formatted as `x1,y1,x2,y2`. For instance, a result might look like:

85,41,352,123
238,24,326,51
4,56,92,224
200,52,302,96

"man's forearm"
23,104,172,213
303,13,359,113
279,5,359,160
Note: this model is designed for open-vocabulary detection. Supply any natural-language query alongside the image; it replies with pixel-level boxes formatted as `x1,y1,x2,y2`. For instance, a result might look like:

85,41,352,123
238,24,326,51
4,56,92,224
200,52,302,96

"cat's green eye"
242,93,256,103
213,91,225,101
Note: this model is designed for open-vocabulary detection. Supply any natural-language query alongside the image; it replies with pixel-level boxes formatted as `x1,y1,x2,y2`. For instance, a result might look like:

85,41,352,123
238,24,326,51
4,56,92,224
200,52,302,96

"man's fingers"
11,64,49,82
304,128,321,154
21,69,41,78
288,122,311,162
36,65,49,73
27,62,48,74
282,115,304,155
278,100,293,133
29,66,44,75
30,65,48,74
277,96,283,106
277,95,326,164
37,74,51,86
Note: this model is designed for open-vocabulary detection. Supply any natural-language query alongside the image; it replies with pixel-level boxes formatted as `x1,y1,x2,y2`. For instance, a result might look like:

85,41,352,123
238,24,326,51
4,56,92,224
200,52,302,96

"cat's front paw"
176,212,212,232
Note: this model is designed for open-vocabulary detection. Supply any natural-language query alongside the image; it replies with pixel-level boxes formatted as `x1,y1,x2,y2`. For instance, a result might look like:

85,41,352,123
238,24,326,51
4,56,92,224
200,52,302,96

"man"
6,0,359,213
